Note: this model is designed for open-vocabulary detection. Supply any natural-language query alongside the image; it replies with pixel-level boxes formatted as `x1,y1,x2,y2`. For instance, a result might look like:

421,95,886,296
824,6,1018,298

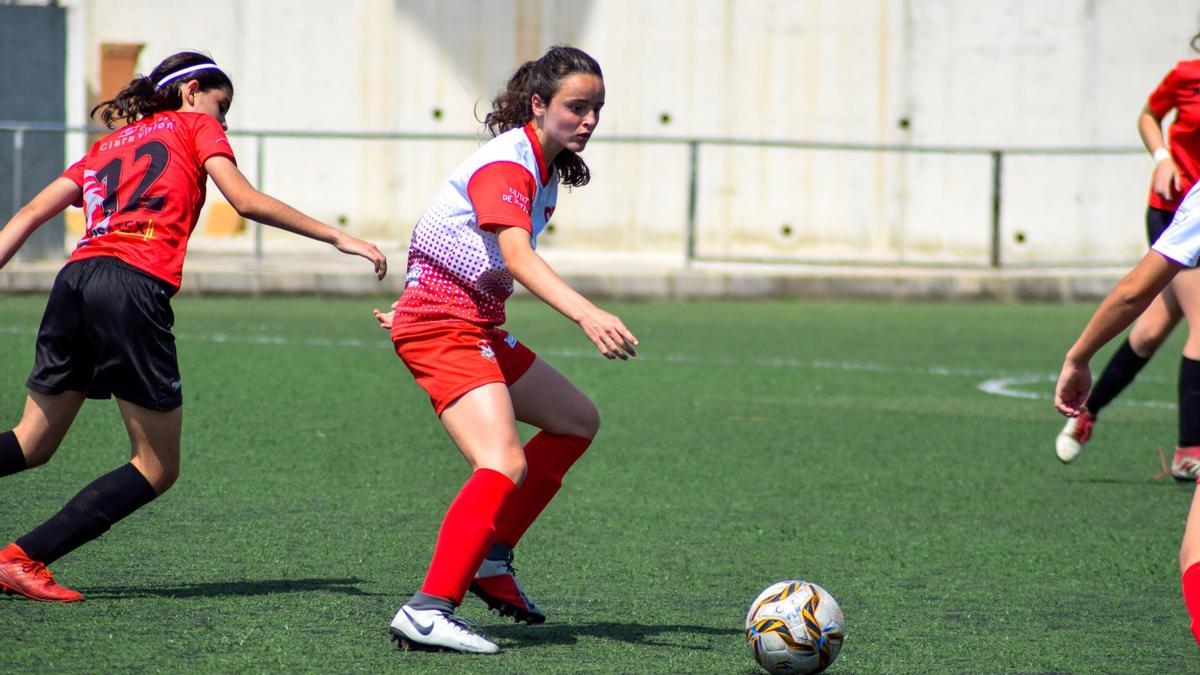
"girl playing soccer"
375,45,637,654
1054,178,1200,645
0,51,386,602
1056,28,1200,477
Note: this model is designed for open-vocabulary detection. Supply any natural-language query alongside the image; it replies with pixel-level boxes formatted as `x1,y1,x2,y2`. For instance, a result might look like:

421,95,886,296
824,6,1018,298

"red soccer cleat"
1173,446,1200,482
469,553,545,624
0,543,85,603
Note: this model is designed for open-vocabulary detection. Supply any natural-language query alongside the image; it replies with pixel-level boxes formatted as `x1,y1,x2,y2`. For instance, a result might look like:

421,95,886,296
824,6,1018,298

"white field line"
0,324,1176,409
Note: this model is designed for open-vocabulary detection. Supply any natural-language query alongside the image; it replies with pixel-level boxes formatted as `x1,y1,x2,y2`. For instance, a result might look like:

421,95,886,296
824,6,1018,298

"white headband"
155,63,223,89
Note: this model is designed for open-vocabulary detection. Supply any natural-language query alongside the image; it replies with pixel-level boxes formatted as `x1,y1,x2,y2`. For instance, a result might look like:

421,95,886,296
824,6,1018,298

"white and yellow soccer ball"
744,580,845,674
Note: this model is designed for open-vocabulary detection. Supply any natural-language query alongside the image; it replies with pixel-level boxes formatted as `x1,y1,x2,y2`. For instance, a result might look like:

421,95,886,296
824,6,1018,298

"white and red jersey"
61,111,235,290
393,123,558,327
1154,180,1200,266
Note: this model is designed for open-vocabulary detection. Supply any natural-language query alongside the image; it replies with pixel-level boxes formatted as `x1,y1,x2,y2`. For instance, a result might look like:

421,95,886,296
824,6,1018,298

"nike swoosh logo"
402,608,434,636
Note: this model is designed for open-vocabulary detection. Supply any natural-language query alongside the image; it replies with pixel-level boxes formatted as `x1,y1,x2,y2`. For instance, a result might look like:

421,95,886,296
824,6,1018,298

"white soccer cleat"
1055,411,1094,463
388,604,500,654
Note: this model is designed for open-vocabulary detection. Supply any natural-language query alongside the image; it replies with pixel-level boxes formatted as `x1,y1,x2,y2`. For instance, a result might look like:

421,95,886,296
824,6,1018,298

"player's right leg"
389,383,522,654
1057,287,1182,463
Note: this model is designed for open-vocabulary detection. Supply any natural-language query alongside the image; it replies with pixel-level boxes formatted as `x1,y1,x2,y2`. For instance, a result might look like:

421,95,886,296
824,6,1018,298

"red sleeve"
191,115,236,166
1149,63,1185,117
60,157,86,207
467,161,537,233
60,157,85,186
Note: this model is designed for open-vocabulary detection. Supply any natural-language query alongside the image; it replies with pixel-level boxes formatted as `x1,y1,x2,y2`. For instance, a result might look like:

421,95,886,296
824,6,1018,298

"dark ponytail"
485,45,602,188
90,51,233,129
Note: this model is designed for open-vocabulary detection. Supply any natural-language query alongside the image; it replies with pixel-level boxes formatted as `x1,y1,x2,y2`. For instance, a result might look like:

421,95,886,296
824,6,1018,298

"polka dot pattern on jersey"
392,128,558,328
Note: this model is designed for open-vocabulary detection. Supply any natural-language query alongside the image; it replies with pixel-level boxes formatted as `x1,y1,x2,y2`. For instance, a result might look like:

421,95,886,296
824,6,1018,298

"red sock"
1185,561,1200,646
420,468,516,604
494,432,591,548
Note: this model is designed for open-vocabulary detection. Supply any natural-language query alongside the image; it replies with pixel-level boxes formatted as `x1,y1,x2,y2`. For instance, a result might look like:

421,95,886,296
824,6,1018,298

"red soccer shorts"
392,320,537,415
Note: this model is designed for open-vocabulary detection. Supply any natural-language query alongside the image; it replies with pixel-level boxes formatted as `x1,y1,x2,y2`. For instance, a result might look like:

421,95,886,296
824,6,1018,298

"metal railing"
0,122,1147,268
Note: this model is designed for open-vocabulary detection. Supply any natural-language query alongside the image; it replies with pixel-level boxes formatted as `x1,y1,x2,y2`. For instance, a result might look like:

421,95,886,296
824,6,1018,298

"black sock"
485,540,513,562
0,430,26,477
16,463,157,565
406,591,456,613
1086,339,1151,415
1180,357,1200,447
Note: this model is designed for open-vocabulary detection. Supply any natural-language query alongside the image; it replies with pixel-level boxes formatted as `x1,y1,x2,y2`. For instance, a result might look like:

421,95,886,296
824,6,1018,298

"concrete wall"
50,0,1200,264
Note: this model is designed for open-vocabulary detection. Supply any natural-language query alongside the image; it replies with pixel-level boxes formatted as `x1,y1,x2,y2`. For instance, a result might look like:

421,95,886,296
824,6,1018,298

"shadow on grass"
1063,477,1190,486
487,620,741,651
78,577,381,599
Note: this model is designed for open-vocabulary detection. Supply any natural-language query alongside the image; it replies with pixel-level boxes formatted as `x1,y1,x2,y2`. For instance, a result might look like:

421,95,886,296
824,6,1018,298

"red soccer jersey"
61,111,236,290
1148,59,1200,212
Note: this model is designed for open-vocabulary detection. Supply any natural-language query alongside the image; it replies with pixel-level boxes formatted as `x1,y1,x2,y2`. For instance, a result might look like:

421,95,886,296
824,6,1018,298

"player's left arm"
1054,251,1181,415
204,155,387,279
0,177,81,269
497,225,638,360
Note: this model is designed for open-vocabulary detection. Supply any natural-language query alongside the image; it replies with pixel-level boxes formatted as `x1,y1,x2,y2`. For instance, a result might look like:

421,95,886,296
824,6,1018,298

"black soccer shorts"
1147,205,1176,246
26,256,182,412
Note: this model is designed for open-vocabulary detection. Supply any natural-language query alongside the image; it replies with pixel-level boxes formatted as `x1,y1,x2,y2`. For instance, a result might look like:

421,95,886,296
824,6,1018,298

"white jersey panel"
398,126,558,326
1153,182,1200,268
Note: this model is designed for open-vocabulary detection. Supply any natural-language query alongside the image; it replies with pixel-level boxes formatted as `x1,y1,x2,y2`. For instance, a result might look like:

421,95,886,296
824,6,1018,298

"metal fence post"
12,126,24,217
989,150,1003,269
254,133,265,262
685,140,699,267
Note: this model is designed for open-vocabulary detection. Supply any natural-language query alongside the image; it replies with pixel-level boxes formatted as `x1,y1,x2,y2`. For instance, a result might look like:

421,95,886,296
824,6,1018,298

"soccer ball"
745,580,845,674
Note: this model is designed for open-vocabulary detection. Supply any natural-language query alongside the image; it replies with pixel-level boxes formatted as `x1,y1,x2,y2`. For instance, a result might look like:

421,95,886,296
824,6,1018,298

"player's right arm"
0,177,81,269
1139,103,1180,200
204,155,387,279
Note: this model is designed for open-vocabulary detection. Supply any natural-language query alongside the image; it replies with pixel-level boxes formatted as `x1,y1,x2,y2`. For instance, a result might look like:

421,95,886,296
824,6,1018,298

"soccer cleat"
469,553,546,625
0,543,84,603
1055,411,1094,463
1172,446,1200,482
388,604,500,654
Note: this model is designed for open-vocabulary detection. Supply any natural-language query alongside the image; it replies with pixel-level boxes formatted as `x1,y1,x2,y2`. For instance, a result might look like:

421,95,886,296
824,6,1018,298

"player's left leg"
468,357,600,624
0,400,176,602
2,390,87,476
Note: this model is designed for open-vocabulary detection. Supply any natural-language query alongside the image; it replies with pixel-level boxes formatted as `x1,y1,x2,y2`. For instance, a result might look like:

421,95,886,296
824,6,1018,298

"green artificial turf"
0,294,1197,673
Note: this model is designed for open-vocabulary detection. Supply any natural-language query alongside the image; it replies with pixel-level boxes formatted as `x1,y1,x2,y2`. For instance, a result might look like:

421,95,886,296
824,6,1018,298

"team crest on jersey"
478,340,496,361
504,333,518,348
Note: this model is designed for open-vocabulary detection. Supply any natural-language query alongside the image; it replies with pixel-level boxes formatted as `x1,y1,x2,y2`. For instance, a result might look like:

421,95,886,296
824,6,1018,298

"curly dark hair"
91,51,233,129
484,45,602,188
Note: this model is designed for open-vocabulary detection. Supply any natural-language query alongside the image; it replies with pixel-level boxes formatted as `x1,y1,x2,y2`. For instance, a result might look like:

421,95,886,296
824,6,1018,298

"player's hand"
334,234,388,280
1054,358,1092,417
1152,159,1181,201
372,299,400,330
577,307,638,360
